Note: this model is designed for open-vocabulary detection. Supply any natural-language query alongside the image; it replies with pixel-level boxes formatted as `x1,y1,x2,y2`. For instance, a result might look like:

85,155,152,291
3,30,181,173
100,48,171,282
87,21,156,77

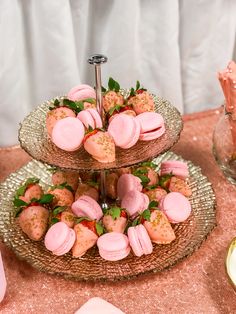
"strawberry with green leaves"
52,170,80,192
75,181,99,202
103,207,128,233
50,206,76,228
132,161,158,187
72,217,104,257
138,201,176,244
48,183,74,208
14,194,53,241
15,178,43,204
168,176,192,197
143,185,167,202
127,81,155,114
102,78,124,113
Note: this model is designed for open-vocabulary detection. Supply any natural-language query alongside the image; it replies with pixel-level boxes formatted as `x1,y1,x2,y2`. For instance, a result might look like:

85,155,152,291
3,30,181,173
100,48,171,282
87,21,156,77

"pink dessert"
103,91,124,112
159,192,191,223
67,84,96,101
0,252,6,303
144,187,167,202
97,232,130,261
44,222,76,256
143,210,176,244
19,205,49,241
46,107,76,138
127,224,153,257
136,112,165,141
83,130,116,163
77,109,102,129
51,117,85,151
160,160,189,179
72,221,98,258
52,170,80,192
102,208,128,233
168,176,192,197
19,182,43,203
48,186,74,207
108,114,140,148
117,174,142,200
121,190,149,218
128,91,155,114
72,195,103,220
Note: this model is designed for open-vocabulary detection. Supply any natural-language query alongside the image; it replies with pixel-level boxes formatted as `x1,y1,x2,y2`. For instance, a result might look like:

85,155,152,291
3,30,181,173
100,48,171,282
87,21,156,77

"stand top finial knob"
88,54,108,65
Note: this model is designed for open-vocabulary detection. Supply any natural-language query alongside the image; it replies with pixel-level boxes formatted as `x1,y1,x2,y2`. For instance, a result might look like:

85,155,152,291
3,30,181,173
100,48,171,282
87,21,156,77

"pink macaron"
135,112,165,141
51,117,85,151
160,160,189,179
121,190,149,218
71,195,103,221
67,84,96,101
97,232,130,261
117,174,142,200
127,224,153,257
159,192,191,223
108,114,140,148
44,222,76,256
77,108,102,129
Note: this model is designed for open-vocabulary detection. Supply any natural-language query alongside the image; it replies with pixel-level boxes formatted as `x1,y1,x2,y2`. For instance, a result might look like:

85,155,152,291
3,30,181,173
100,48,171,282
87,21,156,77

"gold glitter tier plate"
18,92,183,171
0,152,216,281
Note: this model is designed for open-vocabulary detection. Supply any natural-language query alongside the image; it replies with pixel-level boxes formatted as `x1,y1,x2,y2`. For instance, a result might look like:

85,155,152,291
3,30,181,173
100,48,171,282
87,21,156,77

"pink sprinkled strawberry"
127,81,155,114
72,218,103,258
50,206,76,228
168,176,192,197
52,170,80,192
103,207,128,233
132,162,158,187
75,182,99,201
143,186,167,202
83,129,116,163
48,183,74,208
102,78,124,112
107,104,136,123
15,178,43,204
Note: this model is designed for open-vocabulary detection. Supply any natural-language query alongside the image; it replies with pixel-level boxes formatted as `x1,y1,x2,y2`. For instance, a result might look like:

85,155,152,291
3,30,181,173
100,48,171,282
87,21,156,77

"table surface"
0,108,236,314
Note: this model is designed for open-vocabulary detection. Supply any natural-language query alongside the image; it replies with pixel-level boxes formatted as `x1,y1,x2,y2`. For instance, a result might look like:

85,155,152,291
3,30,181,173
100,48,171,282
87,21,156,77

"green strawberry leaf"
51,217,60,225
15,177,40,198
13,198,28,208
129,87,135,97
109,207,121,220
137,175,150,187
39,194,54,204
108,104,122,116
54,99,60,107
159,174,173,189
136,81,140,91
132,216,140,226
95,222,104,236
51,182,74,193
133,168,148,175
114,81,120,92
140,161,156,169
148,200,158,209
141,209,151,221
145,184,158,191
82,98,95,104
75,217,91,224
53,206,67,216
102,86,107,93
108,77,115,90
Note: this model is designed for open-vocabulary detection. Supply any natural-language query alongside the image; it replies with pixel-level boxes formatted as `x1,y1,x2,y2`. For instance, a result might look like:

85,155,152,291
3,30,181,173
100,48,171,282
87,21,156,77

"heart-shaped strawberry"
143,209,176,244
103,207,127,233
72,218,103,257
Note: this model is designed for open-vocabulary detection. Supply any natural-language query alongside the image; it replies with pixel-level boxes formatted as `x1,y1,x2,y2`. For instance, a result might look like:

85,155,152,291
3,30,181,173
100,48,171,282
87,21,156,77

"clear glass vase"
213,106,236,184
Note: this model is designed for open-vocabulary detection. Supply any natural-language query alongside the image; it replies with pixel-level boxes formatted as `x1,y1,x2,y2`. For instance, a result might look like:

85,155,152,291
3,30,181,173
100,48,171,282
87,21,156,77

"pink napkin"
74,297,125,314
0,251,7,303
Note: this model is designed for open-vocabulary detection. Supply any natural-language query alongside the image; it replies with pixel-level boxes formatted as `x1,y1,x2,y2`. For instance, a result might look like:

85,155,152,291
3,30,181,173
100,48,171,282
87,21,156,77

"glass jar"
213,106,236,184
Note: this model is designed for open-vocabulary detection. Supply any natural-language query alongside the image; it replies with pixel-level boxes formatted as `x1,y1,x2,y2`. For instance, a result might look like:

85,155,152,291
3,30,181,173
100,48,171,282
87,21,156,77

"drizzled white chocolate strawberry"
72,218,103,258
103,207,128,233
83,129,116,163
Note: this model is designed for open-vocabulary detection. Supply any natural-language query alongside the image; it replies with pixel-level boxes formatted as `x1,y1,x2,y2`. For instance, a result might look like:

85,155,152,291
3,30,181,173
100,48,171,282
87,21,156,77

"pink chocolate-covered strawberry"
168,176,192,197
127,81,155,114
143,186,167,202
103,207,128,233
52,170,80,192
15,178,43,204
108,104,136,123
132,162,158,187
46,106,76,138
48,183,74,208
83,129,115,163
72,218,103,258
102,78,124,112
105,172,119,199
143,209,176,244
50,206,76,228
75,182,99,201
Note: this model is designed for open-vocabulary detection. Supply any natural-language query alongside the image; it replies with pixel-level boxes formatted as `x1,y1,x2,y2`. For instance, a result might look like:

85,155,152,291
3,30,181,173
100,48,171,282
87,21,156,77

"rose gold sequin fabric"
0,108,236,313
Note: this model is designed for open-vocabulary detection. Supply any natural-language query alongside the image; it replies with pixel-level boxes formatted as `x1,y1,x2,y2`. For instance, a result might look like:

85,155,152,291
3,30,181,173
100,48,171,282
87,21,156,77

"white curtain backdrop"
0,0,236,146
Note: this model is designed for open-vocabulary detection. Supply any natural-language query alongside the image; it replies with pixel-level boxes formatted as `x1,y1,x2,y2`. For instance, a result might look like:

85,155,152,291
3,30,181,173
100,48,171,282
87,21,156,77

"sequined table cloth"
0,108,236,314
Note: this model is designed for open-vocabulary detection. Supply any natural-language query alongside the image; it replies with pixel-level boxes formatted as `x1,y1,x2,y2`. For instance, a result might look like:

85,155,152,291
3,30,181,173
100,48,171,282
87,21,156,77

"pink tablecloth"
0,108,236,314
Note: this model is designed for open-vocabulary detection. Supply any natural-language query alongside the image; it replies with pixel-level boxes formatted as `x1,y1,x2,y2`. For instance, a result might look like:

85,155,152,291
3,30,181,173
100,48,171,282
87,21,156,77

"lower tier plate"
0,152,216,281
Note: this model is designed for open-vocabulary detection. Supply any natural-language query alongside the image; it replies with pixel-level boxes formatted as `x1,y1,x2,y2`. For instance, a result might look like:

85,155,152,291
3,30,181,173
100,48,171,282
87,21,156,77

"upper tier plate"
19,91,183,171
